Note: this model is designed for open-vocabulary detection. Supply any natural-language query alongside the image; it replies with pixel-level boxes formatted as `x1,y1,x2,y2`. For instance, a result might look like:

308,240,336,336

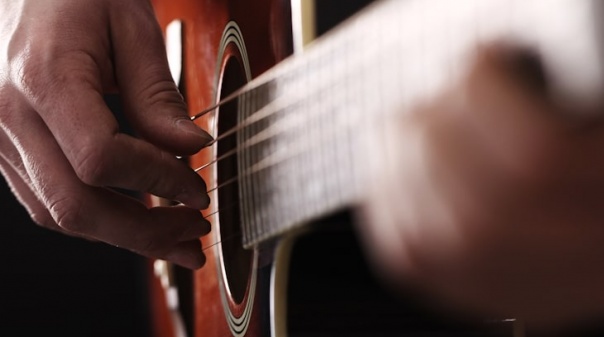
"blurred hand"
0,0,211,269
360,45,604,330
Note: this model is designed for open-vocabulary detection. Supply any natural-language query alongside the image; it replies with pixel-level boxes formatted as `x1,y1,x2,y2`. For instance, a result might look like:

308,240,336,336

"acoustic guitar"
145,0,604,336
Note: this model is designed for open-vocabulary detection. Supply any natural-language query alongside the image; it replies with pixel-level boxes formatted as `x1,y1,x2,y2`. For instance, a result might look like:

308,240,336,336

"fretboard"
236,0,604,248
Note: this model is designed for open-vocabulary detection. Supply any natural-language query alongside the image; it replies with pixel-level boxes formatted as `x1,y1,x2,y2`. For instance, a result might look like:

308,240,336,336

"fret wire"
239,90,252,247
201,71,363,202
194,74,358,170
327,50,341,212
244,87,350,176
309,61,320,220
208,0,599,247
235,30,407,245
196,0,568,181
318,50,336,209
243,86,257,240
196,54,359,194
193,5,390,247
260,167,270,239
192,80,357,178
190,34,375,169
313,54,325,220
210,1,412,244
315,61,325,217
202,91,298,149
251,87,264,241
196,6,390,245
192,80,352,176
293,60,310,228
190,61,291,121
245,89,256,244
262,100,275,240
344,38,360,201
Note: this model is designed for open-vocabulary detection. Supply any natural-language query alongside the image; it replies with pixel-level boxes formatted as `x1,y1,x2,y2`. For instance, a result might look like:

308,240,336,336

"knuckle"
138,77,185,110
138,237,164,255
48,193,85,233
0,86,11,112
11,49,100,107
137,149,176,197
72,140,113,186
137,233,172,255
11,55,51,102
144,171,167,197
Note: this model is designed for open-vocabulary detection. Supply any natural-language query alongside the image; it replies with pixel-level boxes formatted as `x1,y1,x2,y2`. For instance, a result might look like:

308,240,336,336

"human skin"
0,0,212,270
360,46,604,331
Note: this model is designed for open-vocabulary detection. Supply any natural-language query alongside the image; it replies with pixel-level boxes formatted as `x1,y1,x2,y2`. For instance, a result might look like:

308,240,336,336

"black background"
0,178,152,336
0,93,152,336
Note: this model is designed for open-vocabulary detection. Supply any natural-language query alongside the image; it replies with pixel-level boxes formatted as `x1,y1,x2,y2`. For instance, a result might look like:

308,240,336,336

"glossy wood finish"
149,1,293,336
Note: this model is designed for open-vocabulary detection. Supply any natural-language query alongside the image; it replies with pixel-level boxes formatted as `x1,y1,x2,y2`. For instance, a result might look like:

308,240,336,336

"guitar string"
188,64,285,121
185,32,377,246
186,83,375,253
201,231,242,252
192,78,350,179
186,0,378,124
196,110,357,248
196,106,356,248
201,203,243,253
202,133,321,195
198,84,353,197
179,86,328,256
191,89,359,248
185,0,413,190
193,93,303,174
194,90,308,168
202,202,237,220
189,87,241,121
188,39,368,174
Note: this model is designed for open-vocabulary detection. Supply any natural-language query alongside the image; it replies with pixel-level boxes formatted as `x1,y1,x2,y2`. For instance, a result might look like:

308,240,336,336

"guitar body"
149,1,293,337
146,1,530,336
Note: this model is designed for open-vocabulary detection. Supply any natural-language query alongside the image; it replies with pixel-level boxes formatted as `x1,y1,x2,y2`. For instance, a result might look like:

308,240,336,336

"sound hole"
217,57,251,304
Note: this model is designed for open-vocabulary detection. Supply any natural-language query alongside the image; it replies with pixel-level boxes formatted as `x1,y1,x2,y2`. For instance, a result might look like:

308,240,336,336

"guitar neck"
236,0,604,248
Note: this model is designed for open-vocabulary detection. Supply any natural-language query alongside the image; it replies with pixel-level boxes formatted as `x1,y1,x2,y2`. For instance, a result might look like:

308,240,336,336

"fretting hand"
0,0,211,269
360,45,604,330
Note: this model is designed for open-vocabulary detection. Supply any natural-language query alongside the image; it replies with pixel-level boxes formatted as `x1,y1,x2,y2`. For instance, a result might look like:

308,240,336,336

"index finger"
47,81,210,208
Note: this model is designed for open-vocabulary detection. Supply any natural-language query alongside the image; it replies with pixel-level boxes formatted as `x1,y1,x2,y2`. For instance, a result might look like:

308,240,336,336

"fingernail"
177,119,213,145
176,191,211,210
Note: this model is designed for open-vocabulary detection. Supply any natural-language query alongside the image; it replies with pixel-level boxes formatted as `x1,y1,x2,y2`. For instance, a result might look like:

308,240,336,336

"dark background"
0,186,152,336
0,95,152,336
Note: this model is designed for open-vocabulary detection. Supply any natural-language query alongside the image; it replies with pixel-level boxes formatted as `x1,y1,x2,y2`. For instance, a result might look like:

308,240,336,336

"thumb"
108,1,211,155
